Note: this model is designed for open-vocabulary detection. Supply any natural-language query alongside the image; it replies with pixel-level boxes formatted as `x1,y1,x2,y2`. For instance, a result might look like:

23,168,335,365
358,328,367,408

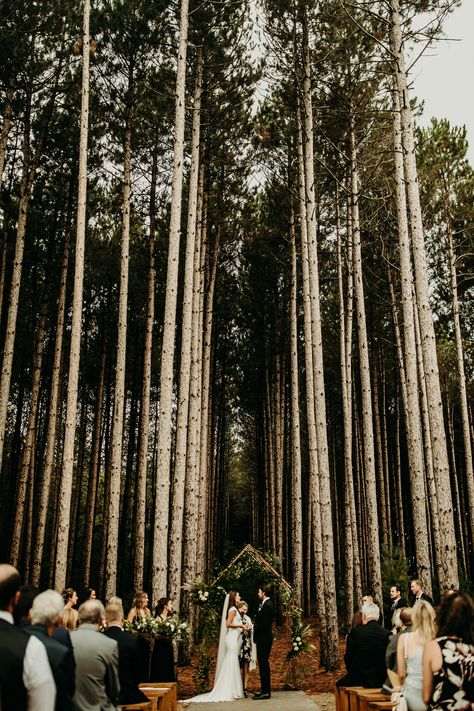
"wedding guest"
79,586,96,605
397,600,435,711
381,607,412,695
0,564,56,711
337,602,390,688
237,600,255,697
62,588,78,610
72,599,120,711
422,590,474,708
103,600,148,704
61,607,78,631
13,585,39,627
127,591,151,623
150,597,176,682
28,590,76,711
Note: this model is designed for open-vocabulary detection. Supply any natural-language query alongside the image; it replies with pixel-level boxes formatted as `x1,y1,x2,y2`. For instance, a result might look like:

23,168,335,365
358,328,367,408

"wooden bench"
118,701,156,711
336,686,365,711
368,701,394,711
347,687,383,711
356,690,390,711
139,683,177,711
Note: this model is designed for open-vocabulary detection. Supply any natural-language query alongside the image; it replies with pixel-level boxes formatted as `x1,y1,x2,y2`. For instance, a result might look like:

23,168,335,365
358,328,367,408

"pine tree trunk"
289,207,303,606
83,345,106,587
152,0,190,602
391,89,432,590
54,0,90,589
106,95,132,599
390,0,458,590
31,232,70,586
134,146,158,590
169,48,203,606
349,120,382,604
446,210,474,538
10,310,47,566
0,74,15,187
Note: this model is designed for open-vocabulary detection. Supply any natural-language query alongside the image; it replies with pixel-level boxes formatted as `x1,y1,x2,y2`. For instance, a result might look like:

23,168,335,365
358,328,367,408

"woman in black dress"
150,597,176,682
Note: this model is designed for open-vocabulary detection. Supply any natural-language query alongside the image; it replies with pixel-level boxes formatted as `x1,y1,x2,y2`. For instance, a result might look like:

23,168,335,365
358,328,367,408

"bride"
188,590,247,703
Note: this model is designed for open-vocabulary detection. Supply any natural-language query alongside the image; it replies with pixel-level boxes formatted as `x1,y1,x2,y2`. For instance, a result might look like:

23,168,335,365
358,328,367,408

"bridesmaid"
150,597,176,682
127,591,151,623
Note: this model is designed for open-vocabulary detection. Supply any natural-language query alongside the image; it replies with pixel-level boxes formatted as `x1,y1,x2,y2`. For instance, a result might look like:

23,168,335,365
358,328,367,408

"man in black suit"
28,589,76,711
410,579,434,606
253,585,274,700
337,602,390,688
102,600,148,705
388,585,407,628
0,564,55,711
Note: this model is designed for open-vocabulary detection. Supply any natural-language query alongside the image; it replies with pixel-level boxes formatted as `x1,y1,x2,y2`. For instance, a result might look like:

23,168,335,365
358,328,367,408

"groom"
253,584,274,700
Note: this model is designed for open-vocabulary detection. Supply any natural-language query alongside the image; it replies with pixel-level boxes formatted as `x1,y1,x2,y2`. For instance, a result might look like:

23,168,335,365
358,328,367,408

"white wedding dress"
188,600,244,703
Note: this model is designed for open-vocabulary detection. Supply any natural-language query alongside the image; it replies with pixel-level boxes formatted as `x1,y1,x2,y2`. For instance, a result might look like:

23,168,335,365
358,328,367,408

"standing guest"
410,579,434,606
79,586,96,605
0,563,56,711
150,597,176,682
28,590,76,711
237,601,255,697
253,584,275,700
397,600,436,711
337,602,390,688
71,599,120,711
423,590,474,708
390,586,408,617
127,591,151,623
103,601,148,704
62,588,78,610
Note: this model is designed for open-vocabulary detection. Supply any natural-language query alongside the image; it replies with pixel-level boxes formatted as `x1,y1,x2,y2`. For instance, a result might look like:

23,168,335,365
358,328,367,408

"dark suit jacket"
415,592,434,606
344,620,390,688
253,598,274,646
27,624,75,711
53,626,74,653
390,597,407,614
102,626,147,704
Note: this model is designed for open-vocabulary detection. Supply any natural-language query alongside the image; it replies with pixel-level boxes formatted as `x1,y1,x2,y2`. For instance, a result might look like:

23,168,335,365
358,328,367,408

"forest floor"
177,617,342,707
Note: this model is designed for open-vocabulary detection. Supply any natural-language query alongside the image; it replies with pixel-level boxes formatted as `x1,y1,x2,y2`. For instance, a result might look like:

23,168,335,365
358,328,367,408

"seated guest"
103,600,148,704
398,600,435,711
423,591,474,708
127,590,151,623
60,607,78,631
71,599,120,711
382,607,413,694
0,563,55,711
150,597,176,682
28,590,75,711
337,601,390,688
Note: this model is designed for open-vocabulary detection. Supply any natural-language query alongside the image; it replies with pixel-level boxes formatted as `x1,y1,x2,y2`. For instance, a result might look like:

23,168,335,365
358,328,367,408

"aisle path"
181,690,334,710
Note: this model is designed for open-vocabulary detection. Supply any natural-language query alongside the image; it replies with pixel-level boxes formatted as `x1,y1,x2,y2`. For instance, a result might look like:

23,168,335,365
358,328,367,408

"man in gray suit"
71,599,120,711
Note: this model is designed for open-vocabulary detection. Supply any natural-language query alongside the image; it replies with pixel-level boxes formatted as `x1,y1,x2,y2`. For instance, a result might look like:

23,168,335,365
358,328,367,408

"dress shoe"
254,693,271,700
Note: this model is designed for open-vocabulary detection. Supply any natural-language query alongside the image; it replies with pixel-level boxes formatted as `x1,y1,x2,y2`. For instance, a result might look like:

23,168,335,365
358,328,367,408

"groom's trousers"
257,639,272,694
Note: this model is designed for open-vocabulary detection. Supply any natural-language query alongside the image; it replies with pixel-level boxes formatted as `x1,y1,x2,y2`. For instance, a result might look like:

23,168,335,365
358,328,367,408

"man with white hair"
27,590,76,711
72,599,120,711
337,602,390,688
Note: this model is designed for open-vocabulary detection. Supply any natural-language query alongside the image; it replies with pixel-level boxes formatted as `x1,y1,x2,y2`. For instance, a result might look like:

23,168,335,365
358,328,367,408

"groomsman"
410,579,434,606
389,586,407,614
253,585,274,700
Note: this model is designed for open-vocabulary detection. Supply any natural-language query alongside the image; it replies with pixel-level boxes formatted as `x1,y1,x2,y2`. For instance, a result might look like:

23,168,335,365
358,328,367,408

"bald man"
0,563,56,711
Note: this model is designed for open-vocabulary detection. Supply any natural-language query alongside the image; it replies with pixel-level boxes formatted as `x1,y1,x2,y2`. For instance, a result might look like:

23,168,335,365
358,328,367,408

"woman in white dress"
188,590,248,703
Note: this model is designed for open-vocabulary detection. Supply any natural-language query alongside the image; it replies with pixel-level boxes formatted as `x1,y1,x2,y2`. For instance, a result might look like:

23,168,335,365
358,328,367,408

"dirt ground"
177,618,343,701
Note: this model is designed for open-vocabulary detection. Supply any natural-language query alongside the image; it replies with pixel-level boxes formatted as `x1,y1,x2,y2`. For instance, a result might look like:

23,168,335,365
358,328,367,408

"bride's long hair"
227,590,239,612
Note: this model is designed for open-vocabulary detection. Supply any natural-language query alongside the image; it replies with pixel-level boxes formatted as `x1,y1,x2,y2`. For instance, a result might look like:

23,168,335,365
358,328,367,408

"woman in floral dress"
237,601,255,697
422,591,474,709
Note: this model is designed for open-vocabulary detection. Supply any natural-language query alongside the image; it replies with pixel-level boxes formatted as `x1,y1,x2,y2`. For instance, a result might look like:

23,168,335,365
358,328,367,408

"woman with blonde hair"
397,600,436,711
61,606,78,630
127,590,151,623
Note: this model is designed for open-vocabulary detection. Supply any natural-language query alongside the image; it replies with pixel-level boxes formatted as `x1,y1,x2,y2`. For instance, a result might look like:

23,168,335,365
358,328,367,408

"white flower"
296,637,301,642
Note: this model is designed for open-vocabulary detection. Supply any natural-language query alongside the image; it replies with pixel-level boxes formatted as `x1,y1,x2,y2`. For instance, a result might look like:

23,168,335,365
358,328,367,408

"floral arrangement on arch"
124,615,190,643
286,606,314,660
